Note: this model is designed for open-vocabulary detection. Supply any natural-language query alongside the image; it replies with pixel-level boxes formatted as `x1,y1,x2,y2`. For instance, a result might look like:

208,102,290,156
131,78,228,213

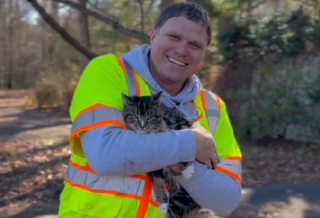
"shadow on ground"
3,180,320,218
0,108,70,139
236,181,320,218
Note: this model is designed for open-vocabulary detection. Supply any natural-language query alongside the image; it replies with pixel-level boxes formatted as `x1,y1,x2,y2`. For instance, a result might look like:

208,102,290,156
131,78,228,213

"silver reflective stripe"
122,58,138,96
71,106,124,133
202,90,220,135
205,109,219,117
217,158,242,181
65,164,146,196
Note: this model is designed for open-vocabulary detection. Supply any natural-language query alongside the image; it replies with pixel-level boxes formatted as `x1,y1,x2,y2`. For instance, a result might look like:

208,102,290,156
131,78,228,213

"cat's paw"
159,203,168,215
182,164,194,180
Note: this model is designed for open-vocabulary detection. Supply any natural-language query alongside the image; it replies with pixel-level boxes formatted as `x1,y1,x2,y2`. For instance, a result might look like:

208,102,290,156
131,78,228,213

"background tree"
1,0,319,143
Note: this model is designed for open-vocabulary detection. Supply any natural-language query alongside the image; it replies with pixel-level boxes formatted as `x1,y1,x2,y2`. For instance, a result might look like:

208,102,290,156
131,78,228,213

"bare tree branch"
27,0,97,60
137,0,145,34
249,0,267,10
49,0,149,43
87,0,119,23
292,0,318,7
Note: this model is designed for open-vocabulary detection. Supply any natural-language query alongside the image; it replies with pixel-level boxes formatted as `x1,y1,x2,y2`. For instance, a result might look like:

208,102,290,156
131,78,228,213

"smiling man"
58,2,242,218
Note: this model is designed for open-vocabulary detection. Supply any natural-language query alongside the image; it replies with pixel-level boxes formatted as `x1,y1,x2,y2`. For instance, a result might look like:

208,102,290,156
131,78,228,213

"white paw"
164,188,170,198
159,203,168,215
182,164,194,180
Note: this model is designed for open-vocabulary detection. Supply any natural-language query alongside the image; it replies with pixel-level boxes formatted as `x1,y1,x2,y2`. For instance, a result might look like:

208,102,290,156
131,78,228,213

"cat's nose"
138,120,146,129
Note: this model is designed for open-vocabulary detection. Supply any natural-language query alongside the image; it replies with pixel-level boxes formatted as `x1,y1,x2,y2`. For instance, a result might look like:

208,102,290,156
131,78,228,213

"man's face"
149,16,208,89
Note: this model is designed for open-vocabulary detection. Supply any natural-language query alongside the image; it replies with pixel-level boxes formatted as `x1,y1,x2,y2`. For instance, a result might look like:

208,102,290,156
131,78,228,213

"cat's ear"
153,91,162,103
121,92,132,105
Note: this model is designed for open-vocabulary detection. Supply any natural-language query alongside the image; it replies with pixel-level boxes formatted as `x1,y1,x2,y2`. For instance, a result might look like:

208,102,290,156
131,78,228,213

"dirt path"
0,89,70,139
0,107,70,139
1,89,320,218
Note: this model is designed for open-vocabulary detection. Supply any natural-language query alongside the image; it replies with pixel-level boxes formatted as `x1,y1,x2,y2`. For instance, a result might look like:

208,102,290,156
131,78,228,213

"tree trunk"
217,15,233,54
41,0,48,63
13,1,22,88
137,0,145,34
47,0,59,62
7,0,14,89
0,0,5,87
77,0,90,71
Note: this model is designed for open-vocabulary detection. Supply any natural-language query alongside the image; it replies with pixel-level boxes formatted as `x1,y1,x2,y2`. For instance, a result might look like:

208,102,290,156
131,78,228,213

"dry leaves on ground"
0,137,70,215
241,139,320,188
0,136,320,217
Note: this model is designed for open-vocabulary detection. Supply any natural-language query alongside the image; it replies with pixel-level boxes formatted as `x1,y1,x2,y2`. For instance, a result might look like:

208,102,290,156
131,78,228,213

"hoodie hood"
121,44,202,113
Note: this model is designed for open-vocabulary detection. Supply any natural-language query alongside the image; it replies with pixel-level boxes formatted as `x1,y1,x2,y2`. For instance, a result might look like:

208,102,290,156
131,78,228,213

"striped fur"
121,91,200,218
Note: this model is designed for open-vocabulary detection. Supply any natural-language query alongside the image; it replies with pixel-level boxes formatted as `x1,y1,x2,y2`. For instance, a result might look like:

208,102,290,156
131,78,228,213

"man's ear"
150,28,157,44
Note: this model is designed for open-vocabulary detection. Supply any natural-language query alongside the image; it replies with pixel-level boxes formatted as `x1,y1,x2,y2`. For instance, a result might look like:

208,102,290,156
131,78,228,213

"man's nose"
175,42,188,56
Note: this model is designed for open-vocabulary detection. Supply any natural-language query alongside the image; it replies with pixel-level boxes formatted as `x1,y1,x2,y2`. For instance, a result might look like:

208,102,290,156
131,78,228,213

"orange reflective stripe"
215,166,242,183
225,156,242,161
69,159,95,174
117,57,142,97
65,178,141,199
136,174,153,218
193,99,203,121
215,95,221,111
129,66,142,97
66,173,158,216
70,120,127,139
68,162,158,215
69,161,147,181
150,200,159,208
75,103,107,119
199,89,206,109
116,56,125,73
74,135,81,142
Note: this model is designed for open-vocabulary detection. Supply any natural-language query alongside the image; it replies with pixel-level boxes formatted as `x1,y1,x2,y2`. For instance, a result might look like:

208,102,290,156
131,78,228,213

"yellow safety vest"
58,54,241,218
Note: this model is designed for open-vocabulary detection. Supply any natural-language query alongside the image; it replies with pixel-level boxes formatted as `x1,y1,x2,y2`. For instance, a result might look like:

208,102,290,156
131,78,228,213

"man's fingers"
211,158,217,169
213,154,219,166
209,152,219,169
205,160,213,169
215,152,220,164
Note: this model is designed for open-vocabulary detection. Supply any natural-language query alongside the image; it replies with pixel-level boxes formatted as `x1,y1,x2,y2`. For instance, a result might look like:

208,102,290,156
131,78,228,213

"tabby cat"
121,91,200,218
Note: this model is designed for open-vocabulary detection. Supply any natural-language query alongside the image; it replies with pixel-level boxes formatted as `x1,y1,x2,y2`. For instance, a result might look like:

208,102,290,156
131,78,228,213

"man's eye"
190,44,200,49
169,35,179,40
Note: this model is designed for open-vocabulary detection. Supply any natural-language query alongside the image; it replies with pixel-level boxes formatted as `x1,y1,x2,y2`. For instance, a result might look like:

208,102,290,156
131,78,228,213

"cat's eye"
132,114,138,119
148,111,154,116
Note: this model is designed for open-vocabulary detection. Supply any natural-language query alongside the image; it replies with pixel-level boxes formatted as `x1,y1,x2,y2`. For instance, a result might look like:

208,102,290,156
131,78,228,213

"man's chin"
161,75,181,84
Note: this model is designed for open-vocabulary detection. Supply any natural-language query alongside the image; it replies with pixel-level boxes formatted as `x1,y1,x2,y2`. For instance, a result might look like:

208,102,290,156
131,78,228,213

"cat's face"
121,92,163,133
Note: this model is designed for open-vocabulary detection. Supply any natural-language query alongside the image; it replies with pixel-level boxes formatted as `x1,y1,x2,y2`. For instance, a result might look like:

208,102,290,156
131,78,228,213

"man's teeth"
167,57,186,66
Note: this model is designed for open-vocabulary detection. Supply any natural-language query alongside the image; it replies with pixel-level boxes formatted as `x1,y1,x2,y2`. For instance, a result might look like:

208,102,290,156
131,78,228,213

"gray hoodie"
81,45,241,216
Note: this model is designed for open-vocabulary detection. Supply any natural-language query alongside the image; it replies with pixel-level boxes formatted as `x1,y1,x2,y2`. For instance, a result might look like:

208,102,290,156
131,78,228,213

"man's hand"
191,122,218,169
168,122,218,175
